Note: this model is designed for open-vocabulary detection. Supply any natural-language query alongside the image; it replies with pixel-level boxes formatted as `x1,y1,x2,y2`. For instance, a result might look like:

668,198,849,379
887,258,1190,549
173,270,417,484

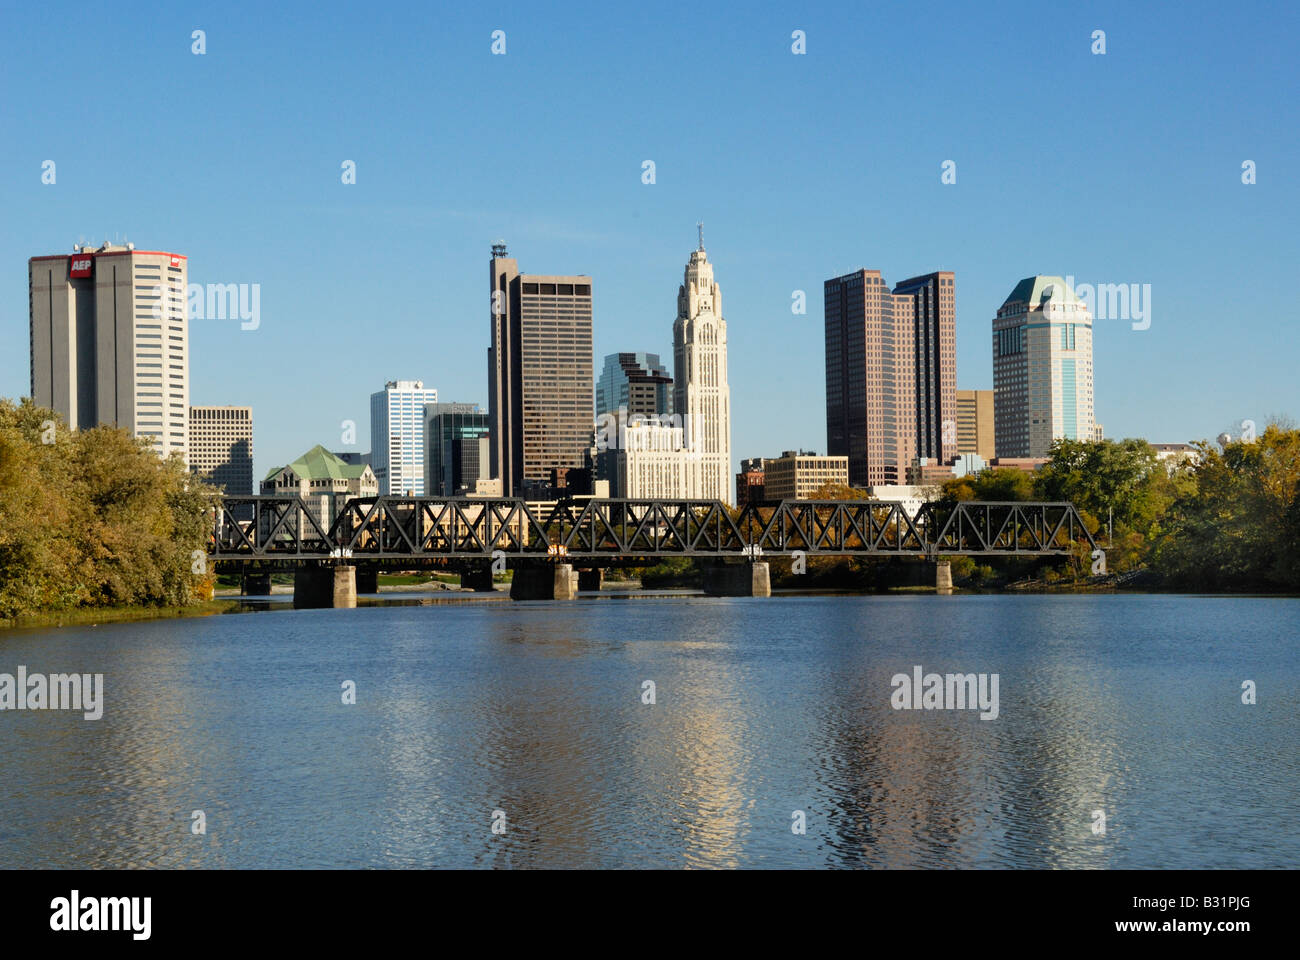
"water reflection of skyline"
1,595,1293,868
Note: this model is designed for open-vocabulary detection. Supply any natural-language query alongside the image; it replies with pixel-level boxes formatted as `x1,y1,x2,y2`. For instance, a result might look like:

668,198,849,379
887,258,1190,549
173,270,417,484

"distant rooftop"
265,444,371,482
1002,275,1083,308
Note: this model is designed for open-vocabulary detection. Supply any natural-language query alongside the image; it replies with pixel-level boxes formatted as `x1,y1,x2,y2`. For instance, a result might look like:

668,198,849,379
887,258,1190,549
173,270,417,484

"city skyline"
2,2,1296,891
20,233,1284,496
2,2,1294,482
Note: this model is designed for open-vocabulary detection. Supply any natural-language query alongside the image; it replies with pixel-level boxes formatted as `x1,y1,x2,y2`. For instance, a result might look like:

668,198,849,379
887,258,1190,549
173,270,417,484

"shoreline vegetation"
3,396,1298,631
2,397,219,631
0,599,242,633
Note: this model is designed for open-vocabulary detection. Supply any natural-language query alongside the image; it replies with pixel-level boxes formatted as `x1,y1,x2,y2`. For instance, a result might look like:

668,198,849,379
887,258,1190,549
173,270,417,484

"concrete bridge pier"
934,559,953,594
577,568,604,592
460,564,497,592
510,563,577,600
294,565,357,609
356,568,378,595
242,572,273,596
704,561,771,598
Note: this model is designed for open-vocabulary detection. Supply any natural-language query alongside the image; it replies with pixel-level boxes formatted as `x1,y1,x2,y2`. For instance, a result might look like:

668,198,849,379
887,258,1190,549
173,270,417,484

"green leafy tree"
1152,426,1300,590
0,400,83,615
1032,438,1181,572
0,398,217,619
939,467,1036,503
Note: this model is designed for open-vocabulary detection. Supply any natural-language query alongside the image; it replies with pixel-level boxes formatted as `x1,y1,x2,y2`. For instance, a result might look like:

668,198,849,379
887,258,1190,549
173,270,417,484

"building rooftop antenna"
696,222,704,251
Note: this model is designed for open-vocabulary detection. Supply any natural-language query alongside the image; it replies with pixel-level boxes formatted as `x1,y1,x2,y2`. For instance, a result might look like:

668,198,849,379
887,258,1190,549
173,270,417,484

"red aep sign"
69,256,93,278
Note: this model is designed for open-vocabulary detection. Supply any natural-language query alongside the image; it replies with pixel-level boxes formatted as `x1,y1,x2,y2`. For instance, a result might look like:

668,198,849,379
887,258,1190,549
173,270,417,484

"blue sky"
2,0,1296,481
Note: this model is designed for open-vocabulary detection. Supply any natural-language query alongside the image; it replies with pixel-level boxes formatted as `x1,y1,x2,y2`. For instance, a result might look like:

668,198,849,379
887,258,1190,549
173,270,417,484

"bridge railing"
210,496,1097,560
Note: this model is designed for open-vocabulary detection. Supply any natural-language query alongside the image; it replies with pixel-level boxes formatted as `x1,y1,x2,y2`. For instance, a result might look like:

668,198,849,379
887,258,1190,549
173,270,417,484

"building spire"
696,221,704,251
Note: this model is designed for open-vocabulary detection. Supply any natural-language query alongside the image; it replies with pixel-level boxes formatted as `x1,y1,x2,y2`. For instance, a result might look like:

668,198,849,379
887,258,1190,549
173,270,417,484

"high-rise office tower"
673,231,732,502
425,402,491,496
594,352,674,494
892,272,957,463
29,243,189,460
955,389,995,461
487,244,594,497
595,352,673,420
993,276,1095,458
370,379,438,495
189,405,253,495
824,269,917,486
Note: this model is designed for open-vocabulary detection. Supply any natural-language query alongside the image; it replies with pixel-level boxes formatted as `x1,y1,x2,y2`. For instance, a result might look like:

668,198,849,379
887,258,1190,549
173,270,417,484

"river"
1,593,1296,868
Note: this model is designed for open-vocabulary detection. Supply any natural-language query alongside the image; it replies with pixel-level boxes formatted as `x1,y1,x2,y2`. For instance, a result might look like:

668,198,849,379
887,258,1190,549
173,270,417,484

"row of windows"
521,283,591,296
996,326,1024,356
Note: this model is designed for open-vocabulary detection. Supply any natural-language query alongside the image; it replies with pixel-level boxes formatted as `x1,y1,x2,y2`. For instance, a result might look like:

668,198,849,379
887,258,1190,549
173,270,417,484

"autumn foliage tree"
1151,426,1300,590
0,398,217,619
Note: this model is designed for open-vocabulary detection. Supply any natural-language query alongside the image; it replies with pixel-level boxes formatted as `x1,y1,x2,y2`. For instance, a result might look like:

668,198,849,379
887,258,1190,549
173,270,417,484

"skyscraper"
189,405,253,495
370,379,438,495
993,276,1095,458
824,269,916,486
488,244,594,497
892,271,957,463
29,243,189,460
425,402,491,496
955,389,995,461
673,232,732,501
595,352,673,420
594,352,674,494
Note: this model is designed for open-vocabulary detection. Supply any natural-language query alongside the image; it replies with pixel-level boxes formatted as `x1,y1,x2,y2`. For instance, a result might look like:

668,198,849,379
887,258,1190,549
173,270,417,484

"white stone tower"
673,225,733,502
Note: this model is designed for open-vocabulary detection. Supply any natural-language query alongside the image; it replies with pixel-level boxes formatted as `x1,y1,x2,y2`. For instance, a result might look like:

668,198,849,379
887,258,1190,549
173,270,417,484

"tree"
939,467,1035,503
810,481,869,500
0,397,218,619
1031,437,1185,572
0,399,83,615
1152,425,1300,590
1034,438,1166,529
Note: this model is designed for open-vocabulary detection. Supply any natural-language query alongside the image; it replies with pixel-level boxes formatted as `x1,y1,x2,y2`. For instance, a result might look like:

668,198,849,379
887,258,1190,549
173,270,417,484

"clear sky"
3,0,1296,481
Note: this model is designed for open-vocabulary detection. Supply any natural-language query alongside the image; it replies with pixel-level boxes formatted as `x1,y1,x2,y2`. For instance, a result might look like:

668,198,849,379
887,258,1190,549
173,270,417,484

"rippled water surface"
1,594,1297,868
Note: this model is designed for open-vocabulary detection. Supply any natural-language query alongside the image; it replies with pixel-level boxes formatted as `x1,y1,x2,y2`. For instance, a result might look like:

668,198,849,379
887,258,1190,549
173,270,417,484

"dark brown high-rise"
824,268,957,487
824,269,916,486
892,271,957,464
488,244,593,497
826,267,961,486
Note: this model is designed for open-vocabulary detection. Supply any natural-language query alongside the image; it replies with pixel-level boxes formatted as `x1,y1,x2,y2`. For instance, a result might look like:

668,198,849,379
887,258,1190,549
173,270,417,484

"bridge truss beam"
209,497,1097,563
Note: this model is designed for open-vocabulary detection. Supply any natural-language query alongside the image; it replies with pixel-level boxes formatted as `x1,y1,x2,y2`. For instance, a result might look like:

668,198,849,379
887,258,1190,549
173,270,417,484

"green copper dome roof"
264,444,370,482
1002,275,1082,308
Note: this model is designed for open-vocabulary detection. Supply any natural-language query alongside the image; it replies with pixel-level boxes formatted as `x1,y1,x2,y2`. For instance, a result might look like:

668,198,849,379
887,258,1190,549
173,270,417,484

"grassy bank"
0,599,243,633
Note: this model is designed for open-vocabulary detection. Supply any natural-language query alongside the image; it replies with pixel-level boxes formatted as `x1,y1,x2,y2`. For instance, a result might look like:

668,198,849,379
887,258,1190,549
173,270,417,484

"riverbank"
214,578,643,596
0,599,242,633
7,579,1293,634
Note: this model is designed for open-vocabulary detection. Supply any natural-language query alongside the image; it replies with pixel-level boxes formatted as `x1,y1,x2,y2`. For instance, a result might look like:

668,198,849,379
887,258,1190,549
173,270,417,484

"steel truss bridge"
210,496,1097,565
